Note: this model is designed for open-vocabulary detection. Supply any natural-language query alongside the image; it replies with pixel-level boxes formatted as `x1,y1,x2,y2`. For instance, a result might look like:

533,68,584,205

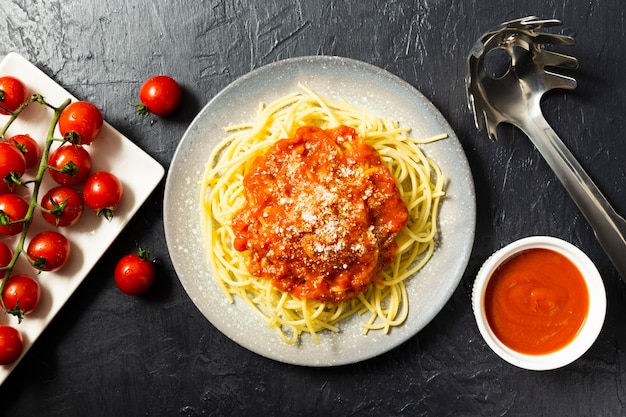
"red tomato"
0,193,29,236
58,101,103,145
7,134,41,170
47,144,92,186
0,141,26,195
27,231,71,272
0,241,13,268
2,274,41,317
0,76,28,115
0,325,23,365
114,247,156,295
40,185,84,227
137,75,182,116
82,171,123,220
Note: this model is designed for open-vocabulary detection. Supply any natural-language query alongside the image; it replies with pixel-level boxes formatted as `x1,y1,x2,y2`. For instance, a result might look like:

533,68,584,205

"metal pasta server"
465,16,626,281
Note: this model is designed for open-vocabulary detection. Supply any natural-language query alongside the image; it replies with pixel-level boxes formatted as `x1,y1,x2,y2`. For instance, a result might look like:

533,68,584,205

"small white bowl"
472,236,606,370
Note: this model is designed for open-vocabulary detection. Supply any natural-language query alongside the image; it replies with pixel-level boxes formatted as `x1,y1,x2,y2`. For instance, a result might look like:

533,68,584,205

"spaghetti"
200,84,446,344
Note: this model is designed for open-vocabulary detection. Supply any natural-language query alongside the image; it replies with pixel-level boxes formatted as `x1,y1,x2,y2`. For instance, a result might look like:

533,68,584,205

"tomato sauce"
232,125,408,303
484,248,589,355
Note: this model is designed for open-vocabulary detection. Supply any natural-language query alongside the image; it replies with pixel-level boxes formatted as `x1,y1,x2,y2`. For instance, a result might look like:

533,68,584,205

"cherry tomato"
114,246,155,295
47,144,92,186
58,101,103,145
40,185,84,227
0,141,26,195
0,325,23,365
0,193,29,236
2,274,41,317
137,75,182,116
82,171,123,220
0,241,13,268
27,231,71,272
0,76,28,115
7,134,41,170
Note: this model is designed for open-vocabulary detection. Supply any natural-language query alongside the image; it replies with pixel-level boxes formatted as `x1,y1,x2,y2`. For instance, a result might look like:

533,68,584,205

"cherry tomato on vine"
0,141,26,195
27,231,71,272
114,246,155,295
0,193,29,236
0,325,23,365
40,185,84,227
137,75,182,117
58,101,103,145
47,144,92,186
0,76,28,115
83,171,123,220
2,274,41,318
0,241,12,268
7,134,41,170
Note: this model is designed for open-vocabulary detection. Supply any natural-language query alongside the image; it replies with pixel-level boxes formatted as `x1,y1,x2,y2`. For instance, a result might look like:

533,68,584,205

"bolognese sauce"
232,125,408,303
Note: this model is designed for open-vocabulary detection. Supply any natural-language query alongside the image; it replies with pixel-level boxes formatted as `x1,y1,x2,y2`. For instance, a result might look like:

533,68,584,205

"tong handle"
520,115,626,282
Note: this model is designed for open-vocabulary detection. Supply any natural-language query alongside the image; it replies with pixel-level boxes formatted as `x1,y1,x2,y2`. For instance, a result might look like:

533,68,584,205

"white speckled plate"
0,52,165,384
164,56,475,366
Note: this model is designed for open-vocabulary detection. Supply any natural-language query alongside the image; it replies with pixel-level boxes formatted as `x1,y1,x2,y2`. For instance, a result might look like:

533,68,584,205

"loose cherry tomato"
0,193,29,236
0,141,26,195
47,144,92,186
137,75,182,116
0,241,13,268
40,185,84,227
27,231,71,272
2,274,41,317
0,76,28,115
114,246,155,295
7,134,41,170
82,171,123,220
58,101,103,145
0,325,23,365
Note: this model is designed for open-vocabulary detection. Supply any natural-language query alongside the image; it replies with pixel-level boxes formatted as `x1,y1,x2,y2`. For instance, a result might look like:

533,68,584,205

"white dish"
164,56,476,366
0,52,165,383
472,236,606,370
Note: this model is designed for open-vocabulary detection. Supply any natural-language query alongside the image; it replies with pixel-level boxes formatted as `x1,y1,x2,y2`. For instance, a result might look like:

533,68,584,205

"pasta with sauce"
200,84,446,345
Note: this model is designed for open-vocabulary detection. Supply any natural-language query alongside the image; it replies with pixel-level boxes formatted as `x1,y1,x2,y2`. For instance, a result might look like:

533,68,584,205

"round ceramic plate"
164,56,476,366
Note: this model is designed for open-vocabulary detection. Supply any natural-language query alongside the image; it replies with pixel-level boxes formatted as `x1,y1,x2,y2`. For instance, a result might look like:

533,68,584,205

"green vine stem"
0,99,31,139
0,96,71,318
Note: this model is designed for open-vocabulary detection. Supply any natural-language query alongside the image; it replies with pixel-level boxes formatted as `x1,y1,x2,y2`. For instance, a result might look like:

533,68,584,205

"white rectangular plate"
0,52,165,384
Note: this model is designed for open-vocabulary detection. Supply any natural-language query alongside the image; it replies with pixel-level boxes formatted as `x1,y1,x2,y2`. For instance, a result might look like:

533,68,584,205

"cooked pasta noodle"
200,84,446,345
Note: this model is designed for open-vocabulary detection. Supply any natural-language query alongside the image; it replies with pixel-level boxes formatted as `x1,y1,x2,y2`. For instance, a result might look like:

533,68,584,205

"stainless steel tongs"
466,16,626,281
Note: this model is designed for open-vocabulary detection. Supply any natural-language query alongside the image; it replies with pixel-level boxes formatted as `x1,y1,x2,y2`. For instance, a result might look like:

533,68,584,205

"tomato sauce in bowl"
484,248,589,355
472,236,606,370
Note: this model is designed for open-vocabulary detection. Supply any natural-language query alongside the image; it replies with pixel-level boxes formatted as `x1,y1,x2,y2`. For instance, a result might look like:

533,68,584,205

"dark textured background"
1,1,625,416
